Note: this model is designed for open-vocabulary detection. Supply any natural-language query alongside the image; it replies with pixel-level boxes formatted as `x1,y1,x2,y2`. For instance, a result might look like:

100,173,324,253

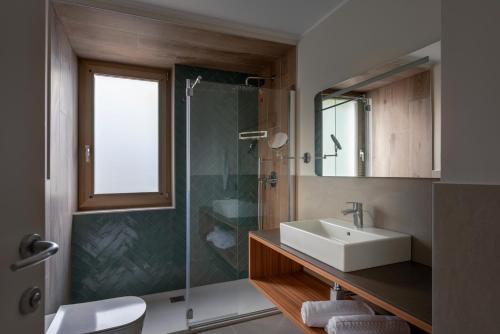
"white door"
0,1,49,333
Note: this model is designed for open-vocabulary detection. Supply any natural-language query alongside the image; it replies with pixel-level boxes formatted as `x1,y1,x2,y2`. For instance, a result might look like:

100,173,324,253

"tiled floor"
201,314,303,334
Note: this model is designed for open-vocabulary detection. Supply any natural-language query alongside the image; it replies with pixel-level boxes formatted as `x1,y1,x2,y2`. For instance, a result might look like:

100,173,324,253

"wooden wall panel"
45,7,79,314
260,48,297,229
369,71,432,178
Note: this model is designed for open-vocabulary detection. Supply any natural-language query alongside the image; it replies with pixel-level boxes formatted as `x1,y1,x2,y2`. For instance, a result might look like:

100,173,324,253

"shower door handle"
10,234,59,272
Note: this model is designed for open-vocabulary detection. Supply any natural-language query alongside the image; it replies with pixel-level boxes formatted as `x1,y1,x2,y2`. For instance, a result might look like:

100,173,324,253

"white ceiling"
111,0,348,42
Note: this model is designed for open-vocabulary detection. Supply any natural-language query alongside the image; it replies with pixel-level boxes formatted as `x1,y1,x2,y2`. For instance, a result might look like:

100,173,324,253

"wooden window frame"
78,59,172,211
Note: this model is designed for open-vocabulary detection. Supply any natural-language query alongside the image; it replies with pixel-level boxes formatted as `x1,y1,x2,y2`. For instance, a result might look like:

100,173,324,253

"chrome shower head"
330,134,342,151
191,75,202,89
186,76,202,97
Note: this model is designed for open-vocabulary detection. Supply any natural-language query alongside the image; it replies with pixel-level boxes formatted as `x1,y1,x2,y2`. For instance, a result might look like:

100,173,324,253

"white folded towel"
301,300,375,328
324,315,410,334
206,226,236,250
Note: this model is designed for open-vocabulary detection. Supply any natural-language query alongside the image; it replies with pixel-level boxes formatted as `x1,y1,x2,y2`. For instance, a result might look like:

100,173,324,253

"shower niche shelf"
200,207,238,271
199,207,258,275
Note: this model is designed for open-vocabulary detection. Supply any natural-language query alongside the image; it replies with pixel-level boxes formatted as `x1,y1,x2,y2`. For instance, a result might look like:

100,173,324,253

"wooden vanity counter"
248,229,432,333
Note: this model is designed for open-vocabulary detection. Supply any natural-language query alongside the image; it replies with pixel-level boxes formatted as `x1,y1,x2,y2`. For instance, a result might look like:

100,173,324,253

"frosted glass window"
93,74,159,194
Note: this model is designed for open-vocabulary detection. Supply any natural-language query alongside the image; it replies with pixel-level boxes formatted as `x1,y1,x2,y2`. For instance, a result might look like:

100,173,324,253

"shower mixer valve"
260,171,278,189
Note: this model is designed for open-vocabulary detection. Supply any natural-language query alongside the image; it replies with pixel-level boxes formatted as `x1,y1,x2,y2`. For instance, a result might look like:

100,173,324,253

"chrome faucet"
342,202,363,228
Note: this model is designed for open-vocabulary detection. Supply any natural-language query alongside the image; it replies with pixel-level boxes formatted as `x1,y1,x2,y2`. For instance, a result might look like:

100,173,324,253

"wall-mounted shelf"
248,229,432,334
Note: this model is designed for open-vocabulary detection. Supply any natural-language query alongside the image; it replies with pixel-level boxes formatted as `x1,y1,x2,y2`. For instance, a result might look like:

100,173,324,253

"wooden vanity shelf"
249,230,432,334
249,258,329,333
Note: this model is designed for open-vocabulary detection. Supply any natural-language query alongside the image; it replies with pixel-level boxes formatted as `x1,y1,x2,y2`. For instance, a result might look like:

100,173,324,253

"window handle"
85,145,91,163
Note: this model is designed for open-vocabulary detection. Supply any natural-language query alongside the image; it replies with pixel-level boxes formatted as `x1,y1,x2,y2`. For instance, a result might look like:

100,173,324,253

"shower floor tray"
141,278,275,334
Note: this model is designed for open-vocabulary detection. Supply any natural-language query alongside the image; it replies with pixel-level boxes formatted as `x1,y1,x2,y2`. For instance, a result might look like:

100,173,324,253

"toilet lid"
46,296,146,334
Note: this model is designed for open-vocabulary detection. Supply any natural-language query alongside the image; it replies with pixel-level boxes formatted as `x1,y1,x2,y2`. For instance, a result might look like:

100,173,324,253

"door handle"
10,234,59,272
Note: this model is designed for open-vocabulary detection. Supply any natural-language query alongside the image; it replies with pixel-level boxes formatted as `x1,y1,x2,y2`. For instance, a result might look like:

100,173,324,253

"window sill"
73,206,175,215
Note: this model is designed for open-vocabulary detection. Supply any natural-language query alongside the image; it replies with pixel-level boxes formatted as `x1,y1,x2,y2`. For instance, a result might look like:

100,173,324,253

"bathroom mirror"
314,41,441,178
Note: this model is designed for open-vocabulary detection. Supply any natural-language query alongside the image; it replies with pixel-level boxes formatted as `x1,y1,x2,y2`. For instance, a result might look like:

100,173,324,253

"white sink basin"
280,218,411,272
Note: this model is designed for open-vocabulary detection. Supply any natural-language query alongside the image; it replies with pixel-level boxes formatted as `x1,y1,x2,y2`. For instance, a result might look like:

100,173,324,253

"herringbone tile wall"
72,210,185,302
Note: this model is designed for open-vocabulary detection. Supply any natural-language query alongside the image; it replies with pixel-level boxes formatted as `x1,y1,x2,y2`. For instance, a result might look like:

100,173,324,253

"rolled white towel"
301,300,375,328
324,315,410,334
206,226,236,250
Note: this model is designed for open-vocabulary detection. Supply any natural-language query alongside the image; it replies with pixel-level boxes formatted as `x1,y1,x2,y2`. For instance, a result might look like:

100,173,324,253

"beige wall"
45,7,78,314
295,0,440,266
299,176,433,266
433,183,500,333
433,0,500,332
441,0,500,184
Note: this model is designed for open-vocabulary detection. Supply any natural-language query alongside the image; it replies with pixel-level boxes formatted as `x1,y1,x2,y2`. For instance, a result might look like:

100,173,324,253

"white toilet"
46,296,146,334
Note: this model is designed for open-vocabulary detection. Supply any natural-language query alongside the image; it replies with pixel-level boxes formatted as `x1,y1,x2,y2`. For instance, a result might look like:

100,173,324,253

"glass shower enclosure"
184,78,294,329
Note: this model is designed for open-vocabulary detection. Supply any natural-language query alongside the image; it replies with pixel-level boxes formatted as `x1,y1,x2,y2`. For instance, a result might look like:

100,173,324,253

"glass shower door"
186,80,243,327
185,79,293,328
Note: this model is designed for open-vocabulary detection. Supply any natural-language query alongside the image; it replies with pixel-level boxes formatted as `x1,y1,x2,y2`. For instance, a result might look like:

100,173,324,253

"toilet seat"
46,296,146,334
